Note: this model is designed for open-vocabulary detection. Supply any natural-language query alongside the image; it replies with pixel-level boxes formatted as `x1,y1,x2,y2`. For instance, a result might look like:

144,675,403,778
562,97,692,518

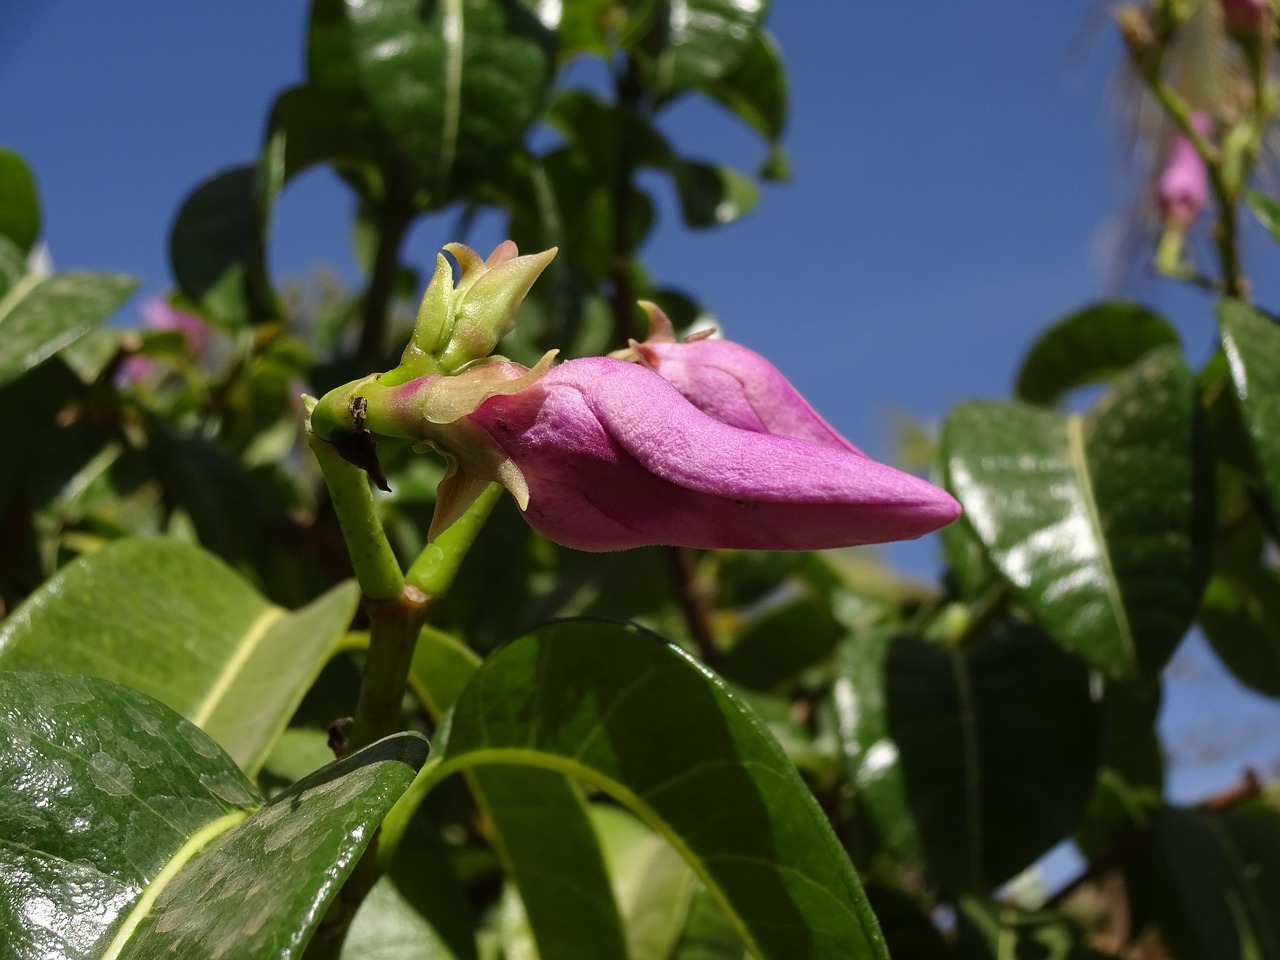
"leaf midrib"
1067,414,1136,670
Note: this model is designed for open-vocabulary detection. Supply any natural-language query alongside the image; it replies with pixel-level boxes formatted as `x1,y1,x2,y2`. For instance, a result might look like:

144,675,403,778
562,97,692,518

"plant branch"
667,546,720,667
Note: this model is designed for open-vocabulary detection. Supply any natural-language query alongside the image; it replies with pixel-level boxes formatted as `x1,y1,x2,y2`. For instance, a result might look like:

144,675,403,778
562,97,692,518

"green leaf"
121,733,428,959
1153,805,1280,960
0,263,136,389
704,30,788,148
1219,299,1280,525
339,0,555,205
406,628,629,960
943,347,1212,678
838,620,1102,894
0,538,360,774
433,618,888,960
723,595,845,691
1199,517,1280,698
1014,301,1180,406
671,161,760,227
169,164,275,324
643,0,769,99
1247,189,1280,246
593,805,699,960
342,875,466,960
0,670,257,959
0,148,40,253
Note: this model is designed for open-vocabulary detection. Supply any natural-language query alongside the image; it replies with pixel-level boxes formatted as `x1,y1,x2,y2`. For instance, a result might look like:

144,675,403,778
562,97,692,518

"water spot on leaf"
87,751,133,797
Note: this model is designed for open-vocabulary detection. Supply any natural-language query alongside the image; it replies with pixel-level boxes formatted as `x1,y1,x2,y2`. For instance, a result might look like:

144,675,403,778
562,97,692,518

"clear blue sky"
3,2,1277,803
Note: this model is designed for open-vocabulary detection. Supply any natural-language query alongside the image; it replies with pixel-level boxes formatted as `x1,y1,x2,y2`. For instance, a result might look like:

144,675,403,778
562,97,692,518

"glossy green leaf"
671,161,760,227
644,0,768,99
0,538,360,773
169,164,275,323
838,620,1102,894
406,627,628,960
1,670,427,960
1246,189,1280,246
832,630,923,869
0,262,136,389
431,618,888,960
339,0,555,205
121,733,428,959
0,148,40,253
265,84,389,189
705,30,788,148
1014,301,1180,406
0,670,258,960
943,347,1211,678
1219,299,1280,524
1153,805,1280,960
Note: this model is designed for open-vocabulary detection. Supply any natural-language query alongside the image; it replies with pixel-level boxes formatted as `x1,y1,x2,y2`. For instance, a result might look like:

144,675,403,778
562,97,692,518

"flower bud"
1221,0,1268,34
398,242,557,376
1157,112,1210,230
616,302,864,454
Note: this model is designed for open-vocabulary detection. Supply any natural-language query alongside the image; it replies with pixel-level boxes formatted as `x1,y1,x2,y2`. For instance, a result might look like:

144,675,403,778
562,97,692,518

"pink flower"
1157,113,1210,229
320,354,961,553
116,297,210,386
618,302,864,454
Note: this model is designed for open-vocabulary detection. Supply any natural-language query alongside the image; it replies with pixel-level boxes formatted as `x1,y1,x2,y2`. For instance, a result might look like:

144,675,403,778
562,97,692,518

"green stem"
405,482,504,595
347,585,432,754
307,420,404,601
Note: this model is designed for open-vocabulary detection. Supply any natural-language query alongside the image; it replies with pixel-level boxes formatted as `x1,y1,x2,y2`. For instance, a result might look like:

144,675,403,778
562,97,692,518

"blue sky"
3,2,1277,803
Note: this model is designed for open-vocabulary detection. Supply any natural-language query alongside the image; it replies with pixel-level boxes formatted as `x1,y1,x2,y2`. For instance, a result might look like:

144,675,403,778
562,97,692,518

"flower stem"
307,419,404,601
405,482,504,596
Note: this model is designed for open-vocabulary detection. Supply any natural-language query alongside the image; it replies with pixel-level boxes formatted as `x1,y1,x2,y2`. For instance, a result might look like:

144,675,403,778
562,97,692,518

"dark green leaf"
169,164,275,323
0,266,136,389
841,620,1102,894
704,30,788,147
1014,301,1180,406
1219,299,1280,525
723,596,844,691
406,627,628,960
0,538,359,773
339,0,555,205
671,161,760,227
0,234,25,298
0,671,258,959
0,148,40,253
943,348,1212,678
1153,805,1280,960
436,619,888,960
1247,189,1280,246
1199,518,1280,698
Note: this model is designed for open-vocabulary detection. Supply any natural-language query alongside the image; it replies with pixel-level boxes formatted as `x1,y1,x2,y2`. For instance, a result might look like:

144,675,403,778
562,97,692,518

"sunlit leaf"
943,347,1212,678
0,671,428,960
0,538,359,774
